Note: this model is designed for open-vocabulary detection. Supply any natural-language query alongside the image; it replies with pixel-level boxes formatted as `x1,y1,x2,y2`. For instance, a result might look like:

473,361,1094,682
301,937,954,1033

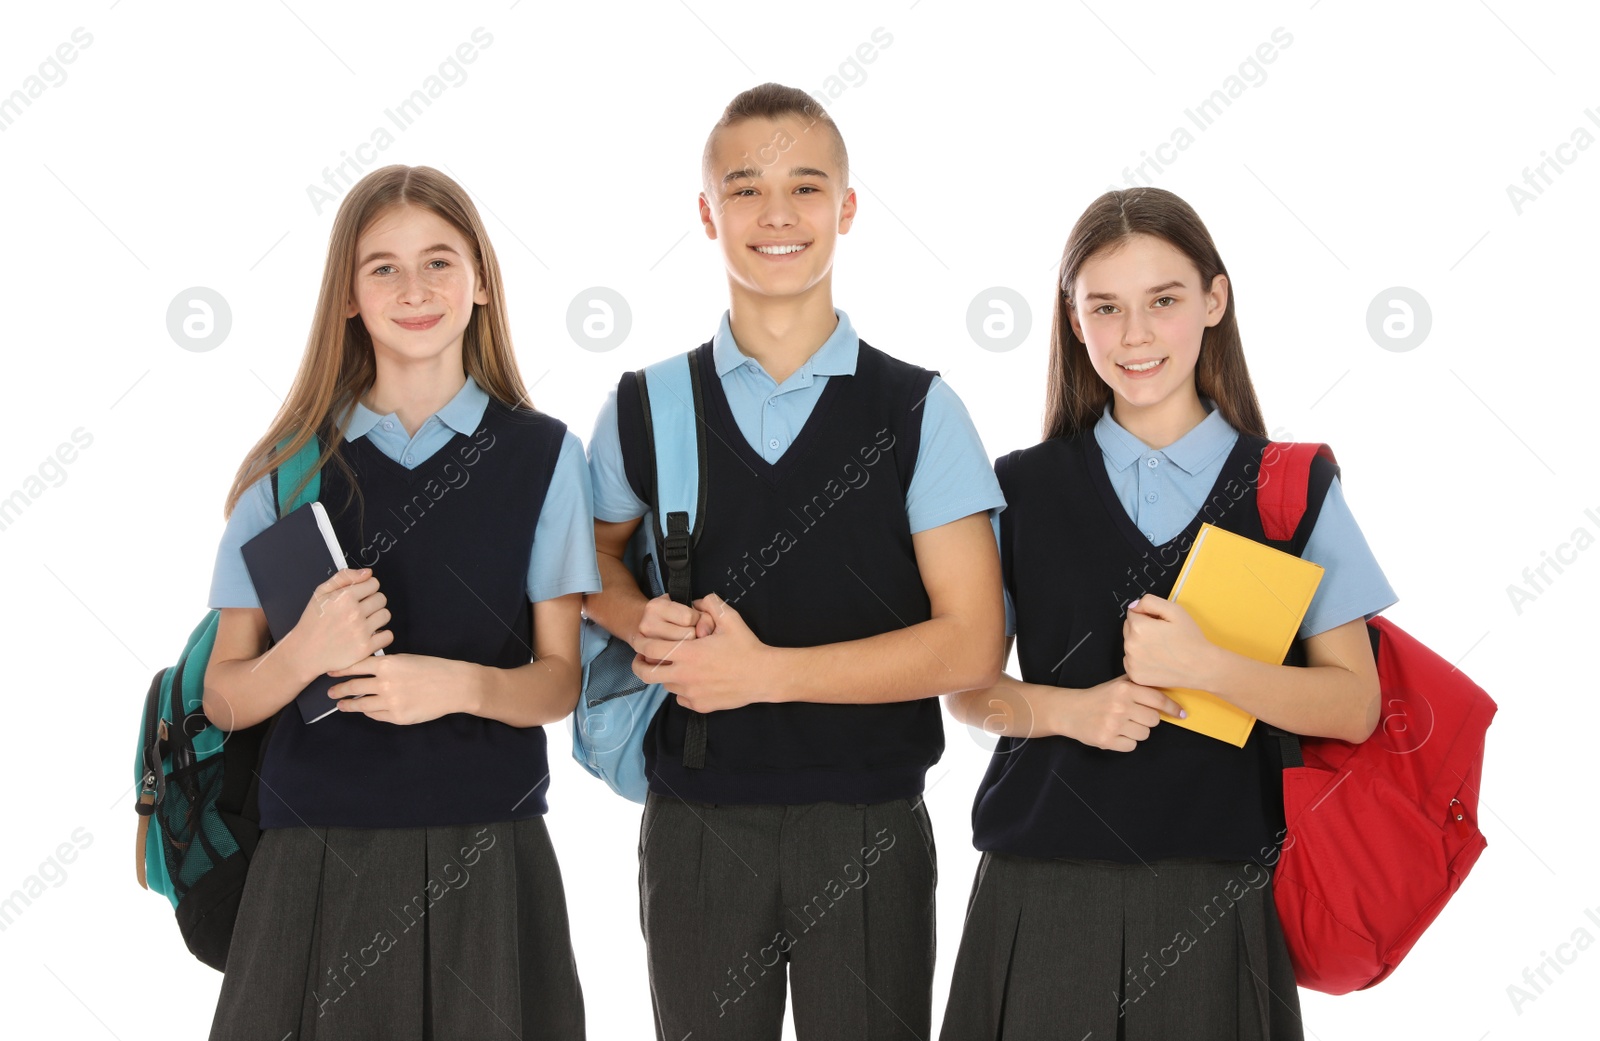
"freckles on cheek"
352,280,385,314
432,271,474,298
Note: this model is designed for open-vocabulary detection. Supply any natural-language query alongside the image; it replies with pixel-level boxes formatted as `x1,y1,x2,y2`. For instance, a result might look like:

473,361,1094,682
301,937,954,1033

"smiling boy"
585,83,1005,1041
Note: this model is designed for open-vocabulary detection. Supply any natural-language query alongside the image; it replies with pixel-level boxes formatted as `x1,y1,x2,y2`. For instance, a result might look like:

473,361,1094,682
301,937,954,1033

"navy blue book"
240,500,379,723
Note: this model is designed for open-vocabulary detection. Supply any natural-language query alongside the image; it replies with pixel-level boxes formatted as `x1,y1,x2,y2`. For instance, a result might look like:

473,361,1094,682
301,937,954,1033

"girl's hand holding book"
288,567,393,679
1121,594,1215,692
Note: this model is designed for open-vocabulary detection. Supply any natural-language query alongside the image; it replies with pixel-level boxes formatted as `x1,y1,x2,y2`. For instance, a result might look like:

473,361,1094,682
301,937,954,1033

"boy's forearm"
763,614,1003,705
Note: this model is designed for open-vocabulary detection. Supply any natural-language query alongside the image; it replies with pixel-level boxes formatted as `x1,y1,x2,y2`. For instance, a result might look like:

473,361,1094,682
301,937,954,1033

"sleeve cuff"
908,498,1006,536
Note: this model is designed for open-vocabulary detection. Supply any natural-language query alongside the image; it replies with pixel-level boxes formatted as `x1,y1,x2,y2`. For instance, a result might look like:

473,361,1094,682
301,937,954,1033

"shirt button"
768,399,777,407
382,420,394,431
768,438,780,450
1146,457,1158,468
403,454,413,465
1145,531,1155,540
1146,492,1158,503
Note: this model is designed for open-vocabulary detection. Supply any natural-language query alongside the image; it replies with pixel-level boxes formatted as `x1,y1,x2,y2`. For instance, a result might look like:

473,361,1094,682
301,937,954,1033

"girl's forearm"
1194,643,1379,743
465,655,582,728
203,627,321,731
584,552,650,649
947,673,1062,742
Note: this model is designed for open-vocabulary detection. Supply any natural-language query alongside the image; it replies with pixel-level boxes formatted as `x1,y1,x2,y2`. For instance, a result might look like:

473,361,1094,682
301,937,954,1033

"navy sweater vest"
616,341,942,804
973,428,1337,862
257,398,567,829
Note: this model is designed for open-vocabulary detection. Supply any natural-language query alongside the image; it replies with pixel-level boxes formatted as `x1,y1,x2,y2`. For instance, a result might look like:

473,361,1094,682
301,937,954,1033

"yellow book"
1157,523,1324,747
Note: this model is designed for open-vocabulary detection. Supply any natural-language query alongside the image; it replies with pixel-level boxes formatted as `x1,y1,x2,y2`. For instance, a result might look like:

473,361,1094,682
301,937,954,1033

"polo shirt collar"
711,308,860,379
1093,408,1147,473
343,373,489,441
1163,403,1237,474
1093,399,1237,475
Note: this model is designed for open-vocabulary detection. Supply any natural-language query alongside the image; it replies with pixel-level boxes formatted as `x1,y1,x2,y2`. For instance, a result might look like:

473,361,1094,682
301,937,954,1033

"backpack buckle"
661,511,691,573
136,773,159,815
662,530,690,569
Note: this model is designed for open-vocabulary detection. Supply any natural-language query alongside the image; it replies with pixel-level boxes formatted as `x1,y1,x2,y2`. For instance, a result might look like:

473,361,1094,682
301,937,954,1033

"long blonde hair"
222,164,532,518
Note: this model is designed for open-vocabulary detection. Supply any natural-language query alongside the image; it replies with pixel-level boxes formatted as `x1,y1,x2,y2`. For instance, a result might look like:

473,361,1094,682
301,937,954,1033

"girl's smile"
346,203,488,367
1116,356,1168,377
1068,232,1228,447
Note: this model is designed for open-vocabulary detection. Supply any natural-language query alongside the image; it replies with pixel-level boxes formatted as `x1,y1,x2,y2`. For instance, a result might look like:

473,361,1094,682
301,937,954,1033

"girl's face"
1067,232,1228,422
345,204,488,368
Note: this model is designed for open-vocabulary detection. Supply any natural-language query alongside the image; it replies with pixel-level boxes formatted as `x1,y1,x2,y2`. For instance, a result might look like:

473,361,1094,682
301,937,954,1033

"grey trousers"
638,793,937,1041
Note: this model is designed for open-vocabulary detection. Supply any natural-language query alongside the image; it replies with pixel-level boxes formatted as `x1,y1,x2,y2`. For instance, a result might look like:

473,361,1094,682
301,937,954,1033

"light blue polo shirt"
587,308,1006,533
208,374,601,610
999,402,1396,638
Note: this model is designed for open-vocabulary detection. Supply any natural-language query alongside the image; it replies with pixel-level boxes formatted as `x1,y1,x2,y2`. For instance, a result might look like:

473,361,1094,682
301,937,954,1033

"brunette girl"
942,187,1395,1040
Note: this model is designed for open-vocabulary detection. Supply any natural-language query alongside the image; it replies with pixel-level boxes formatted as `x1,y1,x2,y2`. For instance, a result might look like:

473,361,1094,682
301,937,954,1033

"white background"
1,1,1595,1037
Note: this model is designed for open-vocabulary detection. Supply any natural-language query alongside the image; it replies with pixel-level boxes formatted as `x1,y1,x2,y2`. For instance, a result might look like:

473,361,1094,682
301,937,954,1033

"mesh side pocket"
157,757,240,902
586,634,648,707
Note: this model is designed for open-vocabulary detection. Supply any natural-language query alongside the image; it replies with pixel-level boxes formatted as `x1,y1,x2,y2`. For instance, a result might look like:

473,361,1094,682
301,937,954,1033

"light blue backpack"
572,350,708,802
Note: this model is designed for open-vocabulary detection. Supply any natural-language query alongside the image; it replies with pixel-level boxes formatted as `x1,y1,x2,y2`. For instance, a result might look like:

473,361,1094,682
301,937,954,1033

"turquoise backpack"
572,350,707,802
134,436,321,969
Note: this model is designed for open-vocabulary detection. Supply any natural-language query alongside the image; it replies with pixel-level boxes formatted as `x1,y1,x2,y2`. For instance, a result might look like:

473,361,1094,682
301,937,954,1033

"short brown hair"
701,82,849,191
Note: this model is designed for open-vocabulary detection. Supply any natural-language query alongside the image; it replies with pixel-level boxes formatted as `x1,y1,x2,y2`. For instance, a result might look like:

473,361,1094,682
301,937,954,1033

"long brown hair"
1041,187,1265,441
222,165,532,518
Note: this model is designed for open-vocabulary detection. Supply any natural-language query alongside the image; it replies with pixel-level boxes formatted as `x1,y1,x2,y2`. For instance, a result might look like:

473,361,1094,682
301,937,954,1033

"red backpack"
1256,442,1497,994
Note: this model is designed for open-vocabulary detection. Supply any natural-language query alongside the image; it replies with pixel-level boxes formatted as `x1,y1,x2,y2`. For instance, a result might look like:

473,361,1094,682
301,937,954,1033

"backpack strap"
638,349,708,606
636,348,710,768
1256,440,1338,770
1256,441,1337,542
269,435,324,517
138,434,325,883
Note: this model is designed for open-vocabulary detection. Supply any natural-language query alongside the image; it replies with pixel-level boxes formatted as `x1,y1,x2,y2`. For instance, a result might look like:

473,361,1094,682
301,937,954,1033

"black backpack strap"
679,350,709,769
1270,728,1304,768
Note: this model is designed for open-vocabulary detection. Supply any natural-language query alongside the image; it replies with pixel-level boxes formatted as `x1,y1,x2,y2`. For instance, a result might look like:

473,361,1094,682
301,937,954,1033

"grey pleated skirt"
939,852,1304,1041
209,817,585,1041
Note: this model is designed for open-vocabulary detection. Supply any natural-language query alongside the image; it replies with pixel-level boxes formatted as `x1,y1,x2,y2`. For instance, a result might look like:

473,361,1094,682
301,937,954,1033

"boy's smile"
699,115,856,306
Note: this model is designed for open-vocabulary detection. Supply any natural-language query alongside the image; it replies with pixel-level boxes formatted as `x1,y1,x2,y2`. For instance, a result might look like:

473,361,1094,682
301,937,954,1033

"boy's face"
699,116,856,303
